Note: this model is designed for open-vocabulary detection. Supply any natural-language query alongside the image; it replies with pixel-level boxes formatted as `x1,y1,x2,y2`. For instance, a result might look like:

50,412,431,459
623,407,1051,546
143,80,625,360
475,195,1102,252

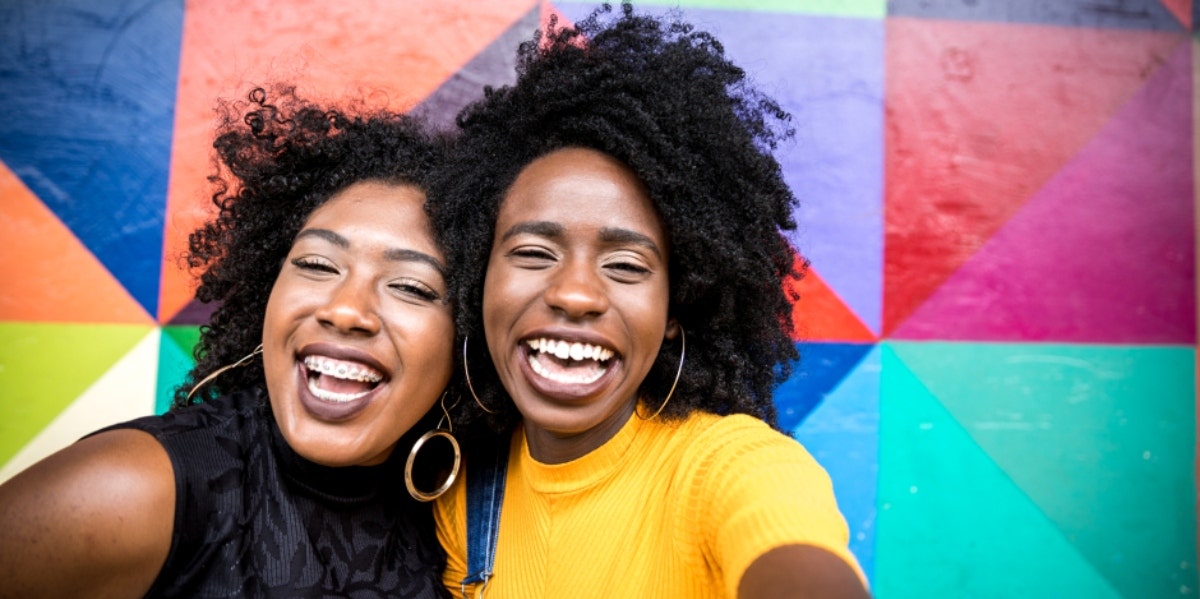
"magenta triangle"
894,40,1195,343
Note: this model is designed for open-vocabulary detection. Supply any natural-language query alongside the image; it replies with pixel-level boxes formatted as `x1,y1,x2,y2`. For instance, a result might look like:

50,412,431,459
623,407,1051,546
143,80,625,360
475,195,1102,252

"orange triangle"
159,0,540,322
789,261,876,343
0,161,151,324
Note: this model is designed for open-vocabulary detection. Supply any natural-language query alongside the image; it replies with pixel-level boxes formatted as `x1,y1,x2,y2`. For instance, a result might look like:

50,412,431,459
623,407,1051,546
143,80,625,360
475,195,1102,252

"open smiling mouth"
525,338,615,385
303,355,384,402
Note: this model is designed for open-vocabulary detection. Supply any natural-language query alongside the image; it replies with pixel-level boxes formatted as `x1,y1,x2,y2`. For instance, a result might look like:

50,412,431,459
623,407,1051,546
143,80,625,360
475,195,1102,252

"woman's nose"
543,261,609,319
315,277,381,335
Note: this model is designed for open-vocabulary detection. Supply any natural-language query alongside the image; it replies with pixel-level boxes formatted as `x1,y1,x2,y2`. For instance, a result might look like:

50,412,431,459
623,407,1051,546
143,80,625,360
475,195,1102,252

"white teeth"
306,377,371,403
303,355,383,383
529,354,606,385
524,338,615,363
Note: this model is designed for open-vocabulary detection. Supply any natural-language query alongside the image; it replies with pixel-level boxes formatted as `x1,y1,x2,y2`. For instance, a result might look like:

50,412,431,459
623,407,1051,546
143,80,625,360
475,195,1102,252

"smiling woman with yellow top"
430,4,869,598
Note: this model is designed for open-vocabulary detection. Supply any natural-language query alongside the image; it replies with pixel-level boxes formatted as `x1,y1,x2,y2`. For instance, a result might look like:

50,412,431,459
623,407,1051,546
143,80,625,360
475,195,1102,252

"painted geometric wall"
0,1,1195,596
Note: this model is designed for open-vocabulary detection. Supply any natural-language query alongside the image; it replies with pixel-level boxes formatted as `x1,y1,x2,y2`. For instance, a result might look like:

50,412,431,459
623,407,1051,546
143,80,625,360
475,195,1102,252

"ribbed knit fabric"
94,389,449,598
437,411,859,598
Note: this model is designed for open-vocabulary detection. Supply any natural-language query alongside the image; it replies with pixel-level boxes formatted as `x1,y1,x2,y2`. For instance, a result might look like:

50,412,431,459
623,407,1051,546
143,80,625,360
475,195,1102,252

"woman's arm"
739,544,871,598
692,415,869,598
0,428,175,598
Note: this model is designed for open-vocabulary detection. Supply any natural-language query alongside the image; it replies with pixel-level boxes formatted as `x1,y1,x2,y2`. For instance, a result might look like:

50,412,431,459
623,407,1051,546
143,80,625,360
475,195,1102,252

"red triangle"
159,0,540,323
894,41,1194,343
0,161,151,324
1159,0,1191,29
790,260,876,343
884,19,1188,336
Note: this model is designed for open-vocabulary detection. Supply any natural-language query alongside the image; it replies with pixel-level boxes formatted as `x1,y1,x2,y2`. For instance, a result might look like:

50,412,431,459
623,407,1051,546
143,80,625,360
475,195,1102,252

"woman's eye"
291,256,337,274
608,261,650,274
509,246,556,265
603,255,652,281
390,280,441,302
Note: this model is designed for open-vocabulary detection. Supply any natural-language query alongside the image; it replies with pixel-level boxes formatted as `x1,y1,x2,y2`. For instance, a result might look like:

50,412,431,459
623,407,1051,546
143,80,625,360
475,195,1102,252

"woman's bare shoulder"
0,428,175,598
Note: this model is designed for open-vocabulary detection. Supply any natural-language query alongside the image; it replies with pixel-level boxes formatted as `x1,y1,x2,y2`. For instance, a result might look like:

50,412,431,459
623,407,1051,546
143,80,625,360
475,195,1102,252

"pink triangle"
894,41,1195,344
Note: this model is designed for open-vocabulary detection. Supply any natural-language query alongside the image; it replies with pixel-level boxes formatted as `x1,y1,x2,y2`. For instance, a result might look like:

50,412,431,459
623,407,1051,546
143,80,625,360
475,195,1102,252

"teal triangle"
890,342,1199,598
875,344,1121,598
155,326,200,414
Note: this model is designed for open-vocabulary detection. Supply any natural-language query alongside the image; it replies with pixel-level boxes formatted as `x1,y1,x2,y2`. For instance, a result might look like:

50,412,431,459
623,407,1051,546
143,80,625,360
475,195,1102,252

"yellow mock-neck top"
436,409,859,598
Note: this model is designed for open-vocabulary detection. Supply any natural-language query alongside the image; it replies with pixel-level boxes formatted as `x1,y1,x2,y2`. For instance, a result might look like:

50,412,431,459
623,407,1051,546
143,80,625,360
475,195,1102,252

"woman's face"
262,181,454,467
482,147,676,464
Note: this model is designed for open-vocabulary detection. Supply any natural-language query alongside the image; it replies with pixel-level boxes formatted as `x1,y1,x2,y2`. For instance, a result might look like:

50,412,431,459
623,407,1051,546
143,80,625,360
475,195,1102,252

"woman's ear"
664,318,680,341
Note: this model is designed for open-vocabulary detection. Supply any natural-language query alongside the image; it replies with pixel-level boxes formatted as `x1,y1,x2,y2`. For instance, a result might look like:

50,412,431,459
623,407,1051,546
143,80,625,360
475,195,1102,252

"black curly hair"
431,3,803,435
174,86,449,408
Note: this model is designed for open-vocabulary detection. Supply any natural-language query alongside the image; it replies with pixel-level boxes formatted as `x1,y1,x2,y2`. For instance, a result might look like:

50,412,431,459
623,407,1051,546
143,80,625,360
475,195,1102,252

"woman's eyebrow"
500,221,661,257
295,228,347,248
599,227,661,258
500,220,563,242
384,248,446,277
296,228,446,276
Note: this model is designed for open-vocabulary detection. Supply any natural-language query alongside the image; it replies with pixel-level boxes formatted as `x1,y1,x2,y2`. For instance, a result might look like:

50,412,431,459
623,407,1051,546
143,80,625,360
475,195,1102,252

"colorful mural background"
1,0,1196,596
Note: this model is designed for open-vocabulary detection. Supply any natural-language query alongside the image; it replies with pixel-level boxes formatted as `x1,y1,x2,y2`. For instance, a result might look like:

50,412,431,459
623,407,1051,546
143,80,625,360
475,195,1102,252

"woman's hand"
739,544,871,599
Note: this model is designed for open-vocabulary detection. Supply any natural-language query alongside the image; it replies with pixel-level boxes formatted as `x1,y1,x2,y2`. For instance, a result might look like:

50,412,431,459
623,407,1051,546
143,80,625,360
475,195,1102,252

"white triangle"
0,329,160,483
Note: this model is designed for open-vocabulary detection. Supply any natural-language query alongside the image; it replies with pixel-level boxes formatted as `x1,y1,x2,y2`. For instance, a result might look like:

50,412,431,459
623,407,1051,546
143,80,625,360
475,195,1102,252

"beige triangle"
0,329,159,483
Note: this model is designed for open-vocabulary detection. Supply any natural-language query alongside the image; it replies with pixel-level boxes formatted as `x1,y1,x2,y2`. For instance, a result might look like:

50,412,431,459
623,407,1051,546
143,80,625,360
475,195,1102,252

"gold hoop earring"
405,392,462,502
636,327,686,421
462,335,495,414
185,344,264,402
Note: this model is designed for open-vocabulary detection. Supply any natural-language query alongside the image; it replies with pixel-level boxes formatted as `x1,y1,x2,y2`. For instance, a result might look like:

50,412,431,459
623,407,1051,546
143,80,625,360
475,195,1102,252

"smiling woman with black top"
0,89,455,598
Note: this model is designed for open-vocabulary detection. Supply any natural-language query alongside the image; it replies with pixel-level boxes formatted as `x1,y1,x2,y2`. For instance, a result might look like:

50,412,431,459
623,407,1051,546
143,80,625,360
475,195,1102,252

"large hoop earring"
636,327,686,421
462,335,496,414
185,344,264,402
405,392,462,502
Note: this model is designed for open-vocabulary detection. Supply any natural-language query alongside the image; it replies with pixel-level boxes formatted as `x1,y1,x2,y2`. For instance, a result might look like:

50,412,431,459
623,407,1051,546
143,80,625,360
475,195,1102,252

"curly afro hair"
431,3,803,435
174,87,448,408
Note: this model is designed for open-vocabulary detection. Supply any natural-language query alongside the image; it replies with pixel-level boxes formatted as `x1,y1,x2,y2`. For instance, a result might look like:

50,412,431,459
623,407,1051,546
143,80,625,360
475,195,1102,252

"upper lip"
297,342,390,380
521,328,619,357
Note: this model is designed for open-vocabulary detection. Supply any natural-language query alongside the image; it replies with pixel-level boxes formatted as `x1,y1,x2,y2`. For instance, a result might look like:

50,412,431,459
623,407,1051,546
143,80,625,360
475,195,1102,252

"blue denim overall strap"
461,436,509,597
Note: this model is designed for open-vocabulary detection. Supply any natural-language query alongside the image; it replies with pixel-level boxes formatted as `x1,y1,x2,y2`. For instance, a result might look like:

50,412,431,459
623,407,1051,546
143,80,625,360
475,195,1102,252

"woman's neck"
522,400,637,464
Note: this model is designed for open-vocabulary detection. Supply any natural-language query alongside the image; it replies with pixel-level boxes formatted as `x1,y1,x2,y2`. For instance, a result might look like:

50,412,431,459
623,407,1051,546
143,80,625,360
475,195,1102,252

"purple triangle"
167,298,219,326
895,41,1194,343
409,8,539,131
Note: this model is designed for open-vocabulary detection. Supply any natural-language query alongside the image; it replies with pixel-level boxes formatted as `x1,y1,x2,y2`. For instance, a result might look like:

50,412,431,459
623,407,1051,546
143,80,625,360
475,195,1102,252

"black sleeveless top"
98,389,449,598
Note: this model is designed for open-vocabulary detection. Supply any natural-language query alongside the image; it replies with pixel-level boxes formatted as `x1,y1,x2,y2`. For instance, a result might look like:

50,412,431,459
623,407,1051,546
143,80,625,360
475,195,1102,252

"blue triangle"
0,0,184,316
790,345,880,583
775,342,873,431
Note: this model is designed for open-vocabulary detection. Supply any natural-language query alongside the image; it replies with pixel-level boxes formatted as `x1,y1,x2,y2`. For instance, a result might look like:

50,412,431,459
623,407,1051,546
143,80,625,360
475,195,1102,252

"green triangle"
891,342,1199,598
162,325,201,357
875,344,1121,598
155,326,201,414
564,0,884,18
0,323,151,465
